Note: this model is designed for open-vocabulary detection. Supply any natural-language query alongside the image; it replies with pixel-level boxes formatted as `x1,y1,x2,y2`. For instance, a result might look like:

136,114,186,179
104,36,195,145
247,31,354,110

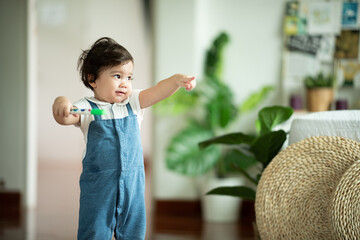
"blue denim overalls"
77,100,146,240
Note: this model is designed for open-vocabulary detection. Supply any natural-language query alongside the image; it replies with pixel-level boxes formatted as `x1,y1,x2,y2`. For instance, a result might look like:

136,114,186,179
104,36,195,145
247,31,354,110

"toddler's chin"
114,96,128,103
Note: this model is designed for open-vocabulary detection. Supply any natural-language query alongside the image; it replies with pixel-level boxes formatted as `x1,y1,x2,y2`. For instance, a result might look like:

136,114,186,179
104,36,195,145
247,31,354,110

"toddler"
52,37,196,240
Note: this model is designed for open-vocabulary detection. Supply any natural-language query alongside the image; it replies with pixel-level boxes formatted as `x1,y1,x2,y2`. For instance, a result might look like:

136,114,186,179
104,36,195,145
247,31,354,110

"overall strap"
86,100,102,121
126,103,135,116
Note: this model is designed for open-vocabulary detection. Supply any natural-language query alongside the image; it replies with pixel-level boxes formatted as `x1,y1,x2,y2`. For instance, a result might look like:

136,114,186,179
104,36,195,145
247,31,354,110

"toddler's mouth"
115,90,126,96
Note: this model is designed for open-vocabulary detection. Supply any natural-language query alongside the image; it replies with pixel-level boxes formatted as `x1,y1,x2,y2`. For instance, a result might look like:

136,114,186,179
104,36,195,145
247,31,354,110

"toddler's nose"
119,80,128,87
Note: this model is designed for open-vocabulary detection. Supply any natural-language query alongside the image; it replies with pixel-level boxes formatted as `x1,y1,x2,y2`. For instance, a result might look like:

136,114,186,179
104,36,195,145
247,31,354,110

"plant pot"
306,87,334,112
201,177,244,223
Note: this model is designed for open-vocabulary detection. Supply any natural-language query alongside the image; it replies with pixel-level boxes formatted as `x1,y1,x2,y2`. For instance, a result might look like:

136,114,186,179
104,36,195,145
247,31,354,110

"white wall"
0,0,28,205
207,0,286,106
37,0,152,164
27,0,38,208
153,0,288,200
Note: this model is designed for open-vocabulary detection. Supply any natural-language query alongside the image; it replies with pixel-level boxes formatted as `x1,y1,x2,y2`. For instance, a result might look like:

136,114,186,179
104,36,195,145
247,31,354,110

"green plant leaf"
258,106,293,135
199,132,255,149
204,32,229,79
154,88,199,116
206,186,256,201
304,72,335,88
250,130,287,168
203,78,238,129
166,124,221,176
218,149,258,181
240,85,274,113
224,149,257,171
256,174,262,184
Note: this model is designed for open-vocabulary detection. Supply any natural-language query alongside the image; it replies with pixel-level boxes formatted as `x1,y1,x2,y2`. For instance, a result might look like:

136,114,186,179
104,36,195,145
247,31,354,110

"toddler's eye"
127,76,133,81
114,74,121,79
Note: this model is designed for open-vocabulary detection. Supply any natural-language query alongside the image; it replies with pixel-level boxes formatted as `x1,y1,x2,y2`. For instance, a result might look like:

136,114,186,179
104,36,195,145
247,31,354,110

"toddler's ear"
89,81,97,89
88,74,96,88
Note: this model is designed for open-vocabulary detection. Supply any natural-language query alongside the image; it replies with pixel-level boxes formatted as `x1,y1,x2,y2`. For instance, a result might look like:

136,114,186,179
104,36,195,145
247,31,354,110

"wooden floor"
0,161,255,240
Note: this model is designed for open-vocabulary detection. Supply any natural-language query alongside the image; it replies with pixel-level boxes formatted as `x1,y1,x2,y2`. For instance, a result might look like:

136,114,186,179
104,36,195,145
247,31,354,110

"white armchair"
289,110,360,144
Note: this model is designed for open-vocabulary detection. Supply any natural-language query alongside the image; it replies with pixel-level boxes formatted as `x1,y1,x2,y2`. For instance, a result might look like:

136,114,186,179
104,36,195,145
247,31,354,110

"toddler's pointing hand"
175,74,196,91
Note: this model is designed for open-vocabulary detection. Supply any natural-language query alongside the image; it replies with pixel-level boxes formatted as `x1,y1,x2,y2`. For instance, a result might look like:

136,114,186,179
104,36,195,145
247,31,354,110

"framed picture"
334,30,360,59
342,2,359,29
337,60,360,87
307,1,341,35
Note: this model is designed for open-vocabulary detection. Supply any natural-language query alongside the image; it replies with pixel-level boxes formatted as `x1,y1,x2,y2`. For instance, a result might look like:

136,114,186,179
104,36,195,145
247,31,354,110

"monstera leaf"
166,123,221,176
199,132,255,149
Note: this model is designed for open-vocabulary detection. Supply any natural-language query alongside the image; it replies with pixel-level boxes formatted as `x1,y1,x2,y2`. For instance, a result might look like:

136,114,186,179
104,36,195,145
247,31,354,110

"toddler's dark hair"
78,37,133,90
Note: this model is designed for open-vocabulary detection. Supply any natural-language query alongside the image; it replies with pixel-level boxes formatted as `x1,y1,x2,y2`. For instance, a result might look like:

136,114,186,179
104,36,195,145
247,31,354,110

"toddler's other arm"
52,96,80,125
139,74,196,109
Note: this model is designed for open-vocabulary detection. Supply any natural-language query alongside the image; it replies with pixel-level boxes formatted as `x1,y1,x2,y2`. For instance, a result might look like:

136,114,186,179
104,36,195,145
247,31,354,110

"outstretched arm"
52,96,80,125
139,74,196,109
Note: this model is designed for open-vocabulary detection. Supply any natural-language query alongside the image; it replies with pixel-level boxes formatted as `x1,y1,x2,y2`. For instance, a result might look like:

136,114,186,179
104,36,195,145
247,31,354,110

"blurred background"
1,0,359,239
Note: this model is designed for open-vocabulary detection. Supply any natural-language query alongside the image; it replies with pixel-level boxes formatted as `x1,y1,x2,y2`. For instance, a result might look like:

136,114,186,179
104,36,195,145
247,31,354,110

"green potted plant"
198,105,293,235
160,32,273,177
156,32,273,222
198,105,293,201
303,72,335,112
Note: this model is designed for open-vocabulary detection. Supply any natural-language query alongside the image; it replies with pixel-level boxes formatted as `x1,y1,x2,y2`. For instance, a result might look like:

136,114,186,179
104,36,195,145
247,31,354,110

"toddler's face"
90,61,134,103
